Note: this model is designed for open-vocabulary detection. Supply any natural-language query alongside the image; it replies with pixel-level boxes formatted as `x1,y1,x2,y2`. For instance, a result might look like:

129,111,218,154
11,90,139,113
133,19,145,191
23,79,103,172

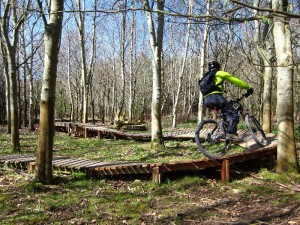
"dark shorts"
203,94,239,121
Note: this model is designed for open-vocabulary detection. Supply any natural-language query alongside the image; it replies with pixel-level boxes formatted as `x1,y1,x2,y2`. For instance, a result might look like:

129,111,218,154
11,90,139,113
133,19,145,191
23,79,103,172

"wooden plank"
93,163,152,175
6,156,35,163
156,160,222,173
238,133,276,150
76,161,107,168
6,160,35,169
27,156,69,173
7,158,36,164
113,166,151,175
0,154,35,161
56,159,94,167
229,146,276,164
52,158,84,166
54,159,97,168
76,161,114,170
93,161,150,170
83,161,143,170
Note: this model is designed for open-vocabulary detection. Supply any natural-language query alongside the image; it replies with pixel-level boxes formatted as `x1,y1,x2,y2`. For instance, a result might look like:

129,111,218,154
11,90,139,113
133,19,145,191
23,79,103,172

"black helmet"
208,61,220,71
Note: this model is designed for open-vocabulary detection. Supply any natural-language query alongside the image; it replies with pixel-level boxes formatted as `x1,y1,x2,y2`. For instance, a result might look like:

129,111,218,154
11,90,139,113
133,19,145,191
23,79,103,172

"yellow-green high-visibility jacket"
204,70,251,97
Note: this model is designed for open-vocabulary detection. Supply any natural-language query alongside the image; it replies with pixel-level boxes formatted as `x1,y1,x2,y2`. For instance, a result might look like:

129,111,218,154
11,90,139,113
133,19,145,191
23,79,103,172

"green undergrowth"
1,125,300,223
1,166,300,224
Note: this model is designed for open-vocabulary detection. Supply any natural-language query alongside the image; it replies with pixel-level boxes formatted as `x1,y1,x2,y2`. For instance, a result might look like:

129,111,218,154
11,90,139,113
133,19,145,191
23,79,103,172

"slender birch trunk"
117,0,127,120
0,0,29,151
272,0,299,173
72,0,96,123
253,0,273,133
128,0,136,122
67,35,74,122
35,0,64,184
143,0,165,148
0,45,11,133
171,0,193,128
76,1,88,123
6,43,19,151
197,0,210,122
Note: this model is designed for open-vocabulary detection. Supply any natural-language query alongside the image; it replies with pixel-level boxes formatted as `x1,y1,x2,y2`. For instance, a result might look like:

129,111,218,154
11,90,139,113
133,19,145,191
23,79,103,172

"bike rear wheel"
245,115,268,147
195,119,230,158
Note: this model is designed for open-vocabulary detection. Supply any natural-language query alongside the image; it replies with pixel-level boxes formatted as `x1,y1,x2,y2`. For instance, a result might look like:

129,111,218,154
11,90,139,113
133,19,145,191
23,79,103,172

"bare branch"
36,0,48,25
13,0,32,47
1,2,12,47
230,0,300,19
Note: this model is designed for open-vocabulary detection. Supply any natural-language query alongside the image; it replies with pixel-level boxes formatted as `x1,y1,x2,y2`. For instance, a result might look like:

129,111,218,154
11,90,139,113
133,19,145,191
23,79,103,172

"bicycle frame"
195,92,267,159
212,93,247,134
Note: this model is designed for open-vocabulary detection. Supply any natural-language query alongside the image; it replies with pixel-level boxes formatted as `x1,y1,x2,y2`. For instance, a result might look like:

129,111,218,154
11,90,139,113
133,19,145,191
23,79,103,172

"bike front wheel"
245,115,268,147
195,119,230,159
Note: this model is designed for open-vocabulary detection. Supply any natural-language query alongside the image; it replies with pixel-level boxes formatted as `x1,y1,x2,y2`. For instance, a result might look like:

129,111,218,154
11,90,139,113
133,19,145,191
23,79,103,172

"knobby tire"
245,114,268,147
195,119,230,159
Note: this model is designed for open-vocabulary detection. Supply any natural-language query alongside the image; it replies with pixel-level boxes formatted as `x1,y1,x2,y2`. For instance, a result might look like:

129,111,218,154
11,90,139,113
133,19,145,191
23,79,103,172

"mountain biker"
202,61,254,141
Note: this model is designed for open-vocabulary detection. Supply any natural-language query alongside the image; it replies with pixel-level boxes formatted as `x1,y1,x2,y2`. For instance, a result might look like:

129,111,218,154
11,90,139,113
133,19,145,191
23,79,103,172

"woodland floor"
0,125,300,224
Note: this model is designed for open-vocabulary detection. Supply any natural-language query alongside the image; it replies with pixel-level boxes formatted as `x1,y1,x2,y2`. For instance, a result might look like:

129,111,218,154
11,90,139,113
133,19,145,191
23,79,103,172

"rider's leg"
227,119,238,134
222,102,243,141
204,94,242,141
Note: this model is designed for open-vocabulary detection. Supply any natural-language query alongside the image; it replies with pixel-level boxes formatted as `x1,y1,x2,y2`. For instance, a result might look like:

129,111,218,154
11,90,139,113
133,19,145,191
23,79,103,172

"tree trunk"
186,57,196,119
272,0,299,173
143,0,165,148
29,63,35,131
7,46,20,152
171,0,193,128
17,52,22,129
197,0,210,122
76,0,88,123
0,45,11,133
253,0,273,133
0,1,25,151
118,0,127,119
24,30,37,131
67,36,74,122
128,0,136,122
72,0,97,124
21,29,29,128
35,0,64,184
22,58,28,127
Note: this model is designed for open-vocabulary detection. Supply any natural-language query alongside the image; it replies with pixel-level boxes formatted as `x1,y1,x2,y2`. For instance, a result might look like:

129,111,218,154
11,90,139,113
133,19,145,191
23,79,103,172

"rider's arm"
216,71,251,90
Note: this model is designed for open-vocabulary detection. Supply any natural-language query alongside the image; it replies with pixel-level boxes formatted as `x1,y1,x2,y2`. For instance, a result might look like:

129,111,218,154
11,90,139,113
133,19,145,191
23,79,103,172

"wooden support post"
27,162,36,173
221,159,230,183
97,131,101,140
85,128,88,139
152,166,162,184
68,123,72,135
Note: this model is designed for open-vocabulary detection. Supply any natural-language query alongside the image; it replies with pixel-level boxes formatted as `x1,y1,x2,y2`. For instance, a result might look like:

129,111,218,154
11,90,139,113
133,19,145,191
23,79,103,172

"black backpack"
198,70,220,95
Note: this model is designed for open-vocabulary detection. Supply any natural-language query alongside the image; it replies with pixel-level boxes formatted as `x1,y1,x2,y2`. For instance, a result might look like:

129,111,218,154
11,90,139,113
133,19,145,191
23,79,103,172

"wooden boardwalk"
0,123,277,183
55,122,195,141
0,135,277,183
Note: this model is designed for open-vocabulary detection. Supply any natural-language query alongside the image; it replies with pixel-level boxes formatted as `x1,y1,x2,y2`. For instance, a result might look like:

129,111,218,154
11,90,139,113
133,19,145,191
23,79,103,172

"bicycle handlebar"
229,92,248,104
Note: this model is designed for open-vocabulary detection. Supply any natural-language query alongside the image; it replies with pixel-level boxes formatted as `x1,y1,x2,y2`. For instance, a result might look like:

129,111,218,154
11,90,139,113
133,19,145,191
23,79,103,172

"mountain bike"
195,93,268,159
